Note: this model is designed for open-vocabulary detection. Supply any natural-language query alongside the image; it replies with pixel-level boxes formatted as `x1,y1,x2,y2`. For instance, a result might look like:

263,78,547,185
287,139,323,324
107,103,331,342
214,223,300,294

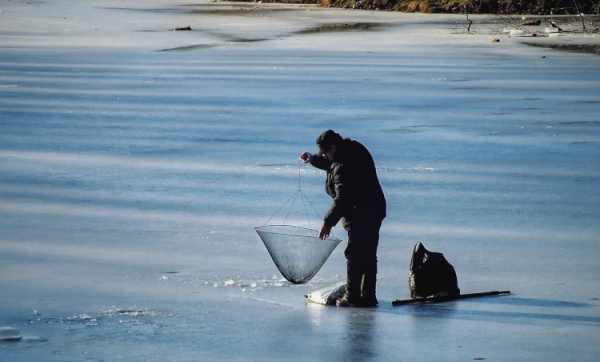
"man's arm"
300,152,332,171
310,155,332,171
323,164,350,228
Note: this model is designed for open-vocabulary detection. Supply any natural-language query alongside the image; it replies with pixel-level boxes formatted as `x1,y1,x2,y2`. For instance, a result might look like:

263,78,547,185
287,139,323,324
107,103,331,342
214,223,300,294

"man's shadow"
341,309,378,361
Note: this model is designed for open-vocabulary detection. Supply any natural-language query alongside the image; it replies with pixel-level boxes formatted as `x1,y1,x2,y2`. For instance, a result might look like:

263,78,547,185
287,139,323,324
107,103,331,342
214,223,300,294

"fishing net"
255,163,342,284
255,225,342,284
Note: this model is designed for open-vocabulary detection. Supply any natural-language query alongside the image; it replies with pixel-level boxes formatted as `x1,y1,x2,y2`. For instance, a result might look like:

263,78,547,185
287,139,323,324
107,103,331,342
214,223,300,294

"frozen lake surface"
1,1,599,361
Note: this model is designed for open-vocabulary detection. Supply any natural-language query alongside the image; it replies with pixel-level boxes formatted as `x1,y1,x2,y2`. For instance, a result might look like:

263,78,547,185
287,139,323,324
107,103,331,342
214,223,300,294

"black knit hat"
316,130,343,156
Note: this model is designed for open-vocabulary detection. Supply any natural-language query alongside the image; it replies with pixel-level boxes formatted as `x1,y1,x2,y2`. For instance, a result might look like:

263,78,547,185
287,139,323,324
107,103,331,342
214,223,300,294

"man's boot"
360,273,378,307
336,272,362,307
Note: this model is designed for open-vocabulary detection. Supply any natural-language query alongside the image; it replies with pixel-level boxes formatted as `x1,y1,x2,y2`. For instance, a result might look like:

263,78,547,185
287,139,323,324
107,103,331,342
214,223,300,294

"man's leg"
336,230,363,307
360,222,380,306
337,222,380,307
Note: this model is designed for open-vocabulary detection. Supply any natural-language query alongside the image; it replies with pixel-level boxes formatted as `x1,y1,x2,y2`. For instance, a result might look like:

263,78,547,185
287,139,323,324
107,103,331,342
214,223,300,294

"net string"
262,160,322,232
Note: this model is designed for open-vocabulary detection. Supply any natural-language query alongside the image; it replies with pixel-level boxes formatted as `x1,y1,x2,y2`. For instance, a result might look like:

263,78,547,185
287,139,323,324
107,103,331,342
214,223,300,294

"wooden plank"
391,290,511,306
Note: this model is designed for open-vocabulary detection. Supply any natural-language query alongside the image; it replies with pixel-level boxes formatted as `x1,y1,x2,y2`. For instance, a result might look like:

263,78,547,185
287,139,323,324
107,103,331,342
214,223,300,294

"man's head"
316,130,343,159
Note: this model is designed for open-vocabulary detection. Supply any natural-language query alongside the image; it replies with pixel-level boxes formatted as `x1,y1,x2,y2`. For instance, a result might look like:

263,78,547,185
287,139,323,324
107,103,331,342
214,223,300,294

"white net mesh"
255,225,342,284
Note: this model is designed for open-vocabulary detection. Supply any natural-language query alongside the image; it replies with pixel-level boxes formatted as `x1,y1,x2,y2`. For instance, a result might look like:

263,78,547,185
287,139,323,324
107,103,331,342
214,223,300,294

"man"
300,130,386,307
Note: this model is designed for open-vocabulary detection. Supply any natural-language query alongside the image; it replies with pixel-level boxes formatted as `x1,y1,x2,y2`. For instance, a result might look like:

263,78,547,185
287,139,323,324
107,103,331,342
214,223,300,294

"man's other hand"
319,223,332,240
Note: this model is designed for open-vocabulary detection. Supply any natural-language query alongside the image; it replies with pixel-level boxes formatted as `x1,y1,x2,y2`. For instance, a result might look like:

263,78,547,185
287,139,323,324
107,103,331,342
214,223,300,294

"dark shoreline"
526,43,600,55
230,0,600,15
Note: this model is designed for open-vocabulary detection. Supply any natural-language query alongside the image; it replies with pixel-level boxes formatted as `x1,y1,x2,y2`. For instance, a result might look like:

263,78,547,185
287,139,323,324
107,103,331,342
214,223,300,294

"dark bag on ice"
408,241,460,298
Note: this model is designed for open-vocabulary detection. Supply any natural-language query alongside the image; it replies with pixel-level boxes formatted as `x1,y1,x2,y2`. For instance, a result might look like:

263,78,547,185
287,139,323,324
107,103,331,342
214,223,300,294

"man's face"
325,145,336,160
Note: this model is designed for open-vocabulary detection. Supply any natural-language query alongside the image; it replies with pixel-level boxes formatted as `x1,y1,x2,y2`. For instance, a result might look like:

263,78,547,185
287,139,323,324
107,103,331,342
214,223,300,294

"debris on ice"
0,327,22,341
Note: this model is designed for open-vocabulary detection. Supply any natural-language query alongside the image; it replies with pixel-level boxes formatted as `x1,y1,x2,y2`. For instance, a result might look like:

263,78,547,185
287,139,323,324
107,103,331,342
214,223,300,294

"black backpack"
409,241,460,298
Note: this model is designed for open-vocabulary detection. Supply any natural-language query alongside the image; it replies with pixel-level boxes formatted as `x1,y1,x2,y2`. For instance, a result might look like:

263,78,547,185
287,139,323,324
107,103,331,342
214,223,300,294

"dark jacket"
311,138,386,230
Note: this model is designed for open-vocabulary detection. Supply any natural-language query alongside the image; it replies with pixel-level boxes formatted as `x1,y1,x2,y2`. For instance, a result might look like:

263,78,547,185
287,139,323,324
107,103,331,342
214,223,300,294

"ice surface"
1,0,599,361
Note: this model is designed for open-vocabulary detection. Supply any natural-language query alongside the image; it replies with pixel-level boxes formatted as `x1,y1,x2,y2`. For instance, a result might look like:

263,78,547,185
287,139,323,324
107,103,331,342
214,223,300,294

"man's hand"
319,223,332,240
299,152,313,164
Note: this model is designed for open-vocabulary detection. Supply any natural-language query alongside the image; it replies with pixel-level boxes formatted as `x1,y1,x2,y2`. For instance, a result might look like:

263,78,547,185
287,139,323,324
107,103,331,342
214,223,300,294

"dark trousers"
344,220,382,299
